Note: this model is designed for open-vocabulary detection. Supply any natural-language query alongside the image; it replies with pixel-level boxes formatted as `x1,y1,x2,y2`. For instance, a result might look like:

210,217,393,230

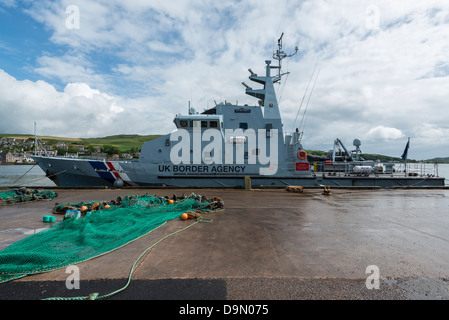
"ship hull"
32,156,445,188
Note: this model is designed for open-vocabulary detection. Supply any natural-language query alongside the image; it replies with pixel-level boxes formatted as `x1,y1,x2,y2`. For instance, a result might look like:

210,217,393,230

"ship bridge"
174,114,224,131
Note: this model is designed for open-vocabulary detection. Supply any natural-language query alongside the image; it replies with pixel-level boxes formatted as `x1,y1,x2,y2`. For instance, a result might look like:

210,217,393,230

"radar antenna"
272,32,298,83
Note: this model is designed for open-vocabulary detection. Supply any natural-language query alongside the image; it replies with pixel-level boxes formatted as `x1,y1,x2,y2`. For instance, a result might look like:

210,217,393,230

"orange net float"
180,213,189,220
180,211,199,220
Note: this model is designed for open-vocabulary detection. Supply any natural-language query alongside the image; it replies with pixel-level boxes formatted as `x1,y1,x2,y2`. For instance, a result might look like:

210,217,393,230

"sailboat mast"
34,121,37,156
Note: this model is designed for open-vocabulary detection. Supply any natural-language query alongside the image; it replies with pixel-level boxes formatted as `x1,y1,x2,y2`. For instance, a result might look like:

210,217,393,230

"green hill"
361,153,405,162
80,134,161,152
425,157,449,163
0,133,81,142
0,134,162,154
306,150,412,162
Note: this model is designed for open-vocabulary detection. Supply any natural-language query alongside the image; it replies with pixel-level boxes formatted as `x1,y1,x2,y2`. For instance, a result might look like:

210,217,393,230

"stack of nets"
0,193,224,283
0,187,57,205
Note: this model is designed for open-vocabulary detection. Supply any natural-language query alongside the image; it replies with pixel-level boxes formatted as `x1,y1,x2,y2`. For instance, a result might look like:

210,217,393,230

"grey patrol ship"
32,34,445,188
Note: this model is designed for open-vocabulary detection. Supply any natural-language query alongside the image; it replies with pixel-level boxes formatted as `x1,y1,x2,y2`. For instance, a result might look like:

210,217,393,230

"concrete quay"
0,187,448,302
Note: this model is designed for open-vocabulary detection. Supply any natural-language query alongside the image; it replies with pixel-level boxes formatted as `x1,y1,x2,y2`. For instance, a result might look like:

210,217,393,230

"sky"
0,0,448,160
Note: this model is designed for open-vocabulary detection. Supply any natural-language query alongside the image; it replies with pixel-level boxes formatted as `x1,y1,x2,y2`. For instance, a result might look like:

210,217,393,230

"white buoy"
113,178,124,188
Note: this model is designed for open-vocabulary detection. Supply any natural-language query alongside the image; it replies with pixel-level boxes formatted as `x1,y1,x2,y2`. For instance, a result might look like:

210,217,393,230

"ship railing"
305,161,439,178
393,162,439,177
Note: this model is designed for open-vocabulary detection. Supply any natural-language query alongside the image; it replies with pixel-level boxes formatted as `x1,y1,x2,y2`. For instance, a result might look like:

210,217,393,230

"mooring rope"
11,164,36,184
11,169,67,187
42,213,216,300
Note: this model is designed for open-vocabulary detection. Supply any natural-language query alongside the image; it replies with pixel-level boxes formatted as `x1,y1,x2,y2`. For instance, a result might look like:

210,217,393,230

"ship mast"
272,32,298,83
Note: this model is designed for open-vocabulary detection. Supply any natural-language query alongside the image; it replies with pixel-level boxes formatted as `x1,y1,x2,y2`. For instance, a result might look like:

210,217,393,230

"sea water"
1,163,449,187
0,165,56,187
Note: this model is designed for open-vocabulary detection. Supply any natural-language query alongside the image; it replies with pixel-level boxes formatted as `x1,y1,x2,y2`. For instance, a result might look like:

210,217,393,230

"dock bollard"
244,176,252,190
323,186,331,195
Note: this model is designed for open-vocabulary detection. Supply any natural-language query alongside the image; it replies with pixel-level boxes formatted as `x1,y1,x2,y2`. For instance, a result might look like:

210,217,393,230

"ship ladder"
287,143,295,171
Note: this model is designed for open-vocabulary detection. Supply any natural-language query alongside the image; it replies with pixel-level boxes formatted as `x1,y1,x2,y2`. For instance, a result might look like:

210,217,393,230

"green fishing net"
0,188,57,205
0,193,224,283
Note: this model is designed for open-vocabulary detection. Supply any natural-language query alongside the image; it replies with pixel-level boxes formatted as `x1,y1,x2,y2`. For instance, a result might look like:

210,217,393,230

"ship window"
210,120,218,128
266,123,273,138
180,120,188,128
189,121,193,127
239,122,248,130
201,121,208,128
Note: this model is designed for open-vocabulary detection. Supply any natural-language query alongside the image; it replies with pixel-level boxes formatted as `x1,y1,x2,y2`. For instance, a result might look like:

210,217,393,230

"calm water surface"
0,165,56,187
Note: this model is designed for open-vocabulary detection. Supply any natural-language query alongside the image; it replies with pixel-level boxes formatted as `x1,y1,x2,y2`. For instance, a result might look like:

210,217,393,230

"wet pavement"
0,187,448,301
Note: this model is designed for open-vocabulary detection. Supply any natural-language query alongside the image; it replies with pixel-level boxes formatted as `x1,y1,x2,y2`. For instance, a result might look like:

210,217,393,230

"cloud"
34,54,104,87
1,0,449,159
365,125,405,141
414,123,449,142
0,69,173,138
0,0,16,8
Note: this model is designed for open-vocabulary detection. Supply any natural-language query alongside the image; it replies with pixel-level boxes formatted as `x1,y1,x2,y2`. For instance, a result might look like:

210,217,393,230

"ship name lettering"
172,165,209,173
158,165,171,172
211,165,246,173
168,165,247,173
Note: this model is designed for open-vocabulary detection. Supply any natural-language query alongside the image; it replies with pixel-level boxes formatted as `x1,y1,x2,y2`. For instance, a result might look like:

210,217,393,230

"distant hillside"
425,157,449,163
0,133,80,142
306,150,413,162
80,134,162,152
0,134,162,152
361,153,405,162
